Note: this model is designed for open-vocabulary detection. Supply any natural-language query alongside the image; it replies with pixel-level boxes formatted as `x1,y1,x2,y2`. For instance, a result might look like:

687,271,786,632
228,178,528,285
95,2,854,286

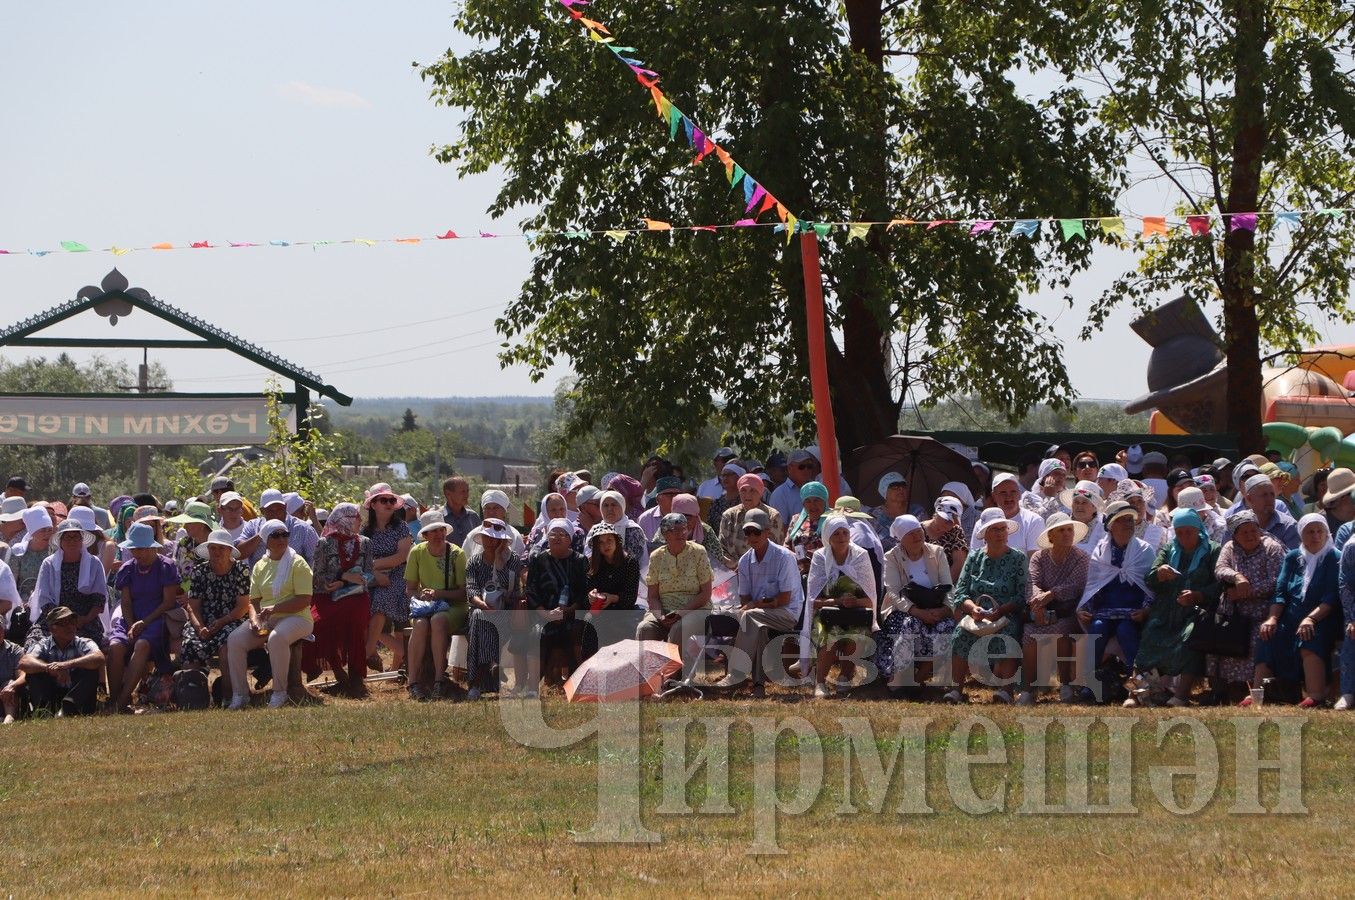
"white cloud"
276,80,372,110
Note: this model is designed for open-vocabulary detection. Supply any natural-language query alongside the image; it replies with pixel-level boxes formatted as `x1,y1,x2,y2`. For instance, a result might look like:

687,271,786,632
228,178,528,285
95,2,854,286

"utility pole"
118,347,166,494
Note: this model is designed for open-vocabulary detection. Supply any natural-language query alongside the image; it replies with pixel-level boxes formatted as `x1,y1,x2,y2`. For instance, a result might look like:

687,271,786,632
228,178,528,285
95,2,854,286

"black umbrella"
843,435,983,511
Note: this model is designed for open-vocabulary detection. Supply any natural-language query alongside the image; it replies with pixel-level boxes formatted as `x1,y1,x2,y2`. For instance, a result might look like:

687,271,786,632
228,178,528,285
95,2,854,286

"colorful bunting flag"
642,219,671,230
605,230,629,242
847,223,870,242
969,220,995,236
190,240,212,248
1098,217,1126,238
1059,219,1085,240
1141,216,1168,238
1186,215,1212,236
729,163,745,189
60,241,89,252
354,239,377,246
151,242,173,250
733,218,757,227
111,246,131,256
438,230,459,239
812,223,831,237
1275,212,1301,228
1228,212,1258,232
926,220,955,230
1010,220,1040,237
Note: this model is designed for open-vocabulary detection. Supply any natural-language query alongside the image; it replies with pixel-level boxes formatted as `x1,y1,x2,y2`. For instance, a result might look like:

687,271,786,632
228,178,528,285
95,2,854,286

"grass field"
3,682,1351,897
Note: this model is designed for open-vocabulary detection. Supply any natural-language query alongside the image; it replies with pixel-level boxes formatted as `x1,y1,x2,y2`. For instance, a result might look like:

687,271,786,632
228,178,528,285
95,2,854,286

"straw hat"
194,528,242,560
1323,468,1355,506
1036,512,1088,549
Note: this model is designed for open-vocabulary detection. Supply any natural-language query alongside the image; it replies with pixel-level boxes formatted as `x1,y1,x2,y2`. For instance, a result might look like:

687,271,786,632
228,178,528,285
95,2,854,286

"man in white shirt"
713,509,803,697
970,473,1044,553
696,447,738,501
770,447,853,525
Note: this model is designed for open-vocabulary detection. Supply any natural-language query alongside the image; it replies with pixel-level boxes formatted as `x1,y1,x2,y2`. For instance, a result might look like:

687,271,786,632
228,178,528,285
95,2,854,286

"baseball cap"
765,451,788,469
218,491,244,507
209,476,232,492
259,488,286,509
6,477,27,492
741,508,772,533
713,447,736,461
71,482,91,498
655,476,683,495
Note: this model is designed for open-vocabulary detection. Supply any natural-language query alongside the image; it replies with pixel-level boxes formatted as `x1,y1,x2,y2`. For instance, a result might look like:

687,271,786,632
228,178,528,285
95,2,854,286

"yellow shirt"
249,554,314,622
644,541,713,613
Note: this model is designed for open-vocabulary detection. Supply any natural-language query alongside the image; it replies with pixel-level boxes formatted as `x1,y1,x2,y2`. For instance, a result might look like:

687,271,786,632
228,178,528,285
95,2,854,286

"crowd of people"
2,439,1354,721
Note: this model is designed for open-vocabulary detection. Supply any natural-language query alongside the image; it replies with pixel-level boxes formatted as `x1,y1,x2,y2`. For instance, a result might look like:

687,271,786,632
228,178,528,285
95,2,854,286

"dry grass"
2,680,1352,897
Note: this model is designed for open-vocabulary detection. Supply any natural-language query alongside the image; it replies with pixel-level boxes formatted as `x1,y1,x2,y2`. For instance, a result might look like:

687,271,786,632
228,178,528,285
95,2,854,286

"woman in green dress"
944,507,1028,704
1128,507,1222,707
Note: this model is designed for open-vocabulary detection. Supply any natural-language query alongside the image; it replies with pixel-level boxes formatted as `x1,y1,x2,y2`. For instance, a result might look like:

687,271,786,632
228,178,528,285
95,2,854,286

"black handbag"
1185,606,1252,658
819,606,872,630
903,582,951,610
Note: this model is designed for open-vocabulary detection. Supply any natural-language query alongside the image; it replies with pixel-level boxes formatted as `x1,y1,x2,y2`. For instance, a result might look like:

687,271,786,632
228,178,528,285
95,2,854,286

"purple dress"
112,556,179,672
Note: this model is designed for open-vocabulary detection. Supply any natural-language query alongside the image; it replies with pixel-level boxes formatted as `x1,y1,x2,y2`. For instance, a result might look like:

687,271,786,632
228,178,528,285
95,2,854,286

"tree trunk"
1221,0,1267,454
825,0,902,453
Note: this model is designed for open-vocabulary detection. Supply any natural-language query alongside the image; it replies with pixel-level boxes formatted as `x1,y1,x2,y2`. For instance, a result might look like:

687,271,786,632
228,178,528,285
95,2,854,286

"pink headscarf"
671,493,706,542
610,474,644,518
323,502,361,539
737,473,764,494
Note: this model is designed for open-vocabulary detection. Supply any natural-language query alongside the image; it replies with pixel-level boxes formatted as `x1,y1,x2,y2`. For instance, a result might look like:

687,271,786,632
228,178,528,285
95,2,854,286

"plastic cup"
1250,687,1265,707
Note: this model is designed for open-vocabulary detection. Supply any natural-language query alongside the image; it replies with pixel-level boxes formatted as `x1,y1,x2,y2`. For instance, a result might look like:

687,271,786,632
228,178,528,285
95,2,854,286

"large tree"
1083,3,1355,452
420,0,1119,457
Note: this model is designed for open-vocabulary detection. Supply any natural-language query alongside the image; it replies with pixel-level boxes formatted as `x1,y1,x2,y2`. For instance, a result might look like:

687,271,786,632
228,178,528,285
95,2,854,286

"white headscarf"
889,514,922,542
941,481,977,509
1297,512,1335,595
259,519,297,599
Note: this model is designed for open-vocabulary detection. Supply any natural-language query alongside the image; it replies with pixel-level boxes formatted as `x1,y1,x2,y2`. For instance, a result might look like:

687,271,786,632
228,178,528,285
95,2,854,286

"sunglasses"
374,497,398,505
792,463,814,471
1076,460,1098,469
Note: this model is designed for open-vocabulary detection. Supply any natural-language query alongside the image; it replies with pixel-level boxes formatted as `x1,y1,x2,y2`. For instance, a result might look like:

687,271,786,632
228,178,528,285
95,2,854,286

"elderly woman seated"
874,515,953,696
1017,513,1089,705
945,508,1028,704
636,513,713,648
404,511,468,701
178,529,251,699
464,520,524,700
1253,513,1340,707
522,519,591,690
1209,511,1285,703
1127,508,1222,707
1076,501,1154,703
806,516,878,698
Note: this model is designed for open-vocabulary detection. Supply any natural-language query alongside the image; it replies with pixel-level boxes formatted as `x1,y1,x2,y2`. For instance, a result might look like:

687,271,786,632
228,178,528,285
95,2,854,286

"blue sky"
1,3,1350,405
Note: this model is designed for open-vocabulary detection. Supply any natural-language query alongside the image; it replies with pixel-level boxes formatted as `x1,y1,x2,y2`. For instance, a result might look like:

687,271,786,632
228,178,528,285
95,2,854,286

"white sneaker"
268,692,289,709
227,694,249,711
466,687,482,701
713,675,748,689
942,689,965,704
1059,684,1076,704
1015,691,1036,706
1336,694,1354,711
814,683,830,699
992,689,1014,704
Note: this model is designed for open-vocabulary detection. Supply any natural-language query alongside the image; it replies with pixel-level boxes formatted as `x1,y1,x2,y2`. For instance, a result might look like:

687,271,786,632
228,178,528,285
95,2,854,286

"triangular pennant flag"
774,203,790,224
848,223,871,242
926,219,956,230
682,117,694,145
564,230,589,239
60,241,89,252
785,213,798,244
667,104,683,140
28,250,51,257
757,192,777,215
969,220,995,235
1186,215,1212,236
812,223,831,237
692,225,717,233
649,86,667,118
1275,211,1301,228
151,242,174,250
1319,208,1343,217
1141,216,1168,238
728,163,745,189
111,246,131,256
1058,219,1085,240
713,145,732,166
478,231,498,238
437,230,459,239
1010,220,1039,237
642,219,671,230
605,230,629,242
743,177,758,205
745,184,767,213
190,240,212,248
270,240,291,246
578,18,609,34
353,239,377,246
1228,212,1258,232
1097,217,1126,238
733,218,757,227
888,218,915,228
228,241,259,248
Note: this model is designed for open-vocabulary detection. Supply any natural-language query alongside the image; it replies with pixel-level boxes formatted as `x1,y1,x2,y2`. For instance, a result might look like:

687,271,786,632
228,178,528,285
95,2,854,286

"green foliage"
1079,3,1355,438
417,0,1122,456
902,397,1149,434
149,456,207,506
400,408,419,432
227,386,364,509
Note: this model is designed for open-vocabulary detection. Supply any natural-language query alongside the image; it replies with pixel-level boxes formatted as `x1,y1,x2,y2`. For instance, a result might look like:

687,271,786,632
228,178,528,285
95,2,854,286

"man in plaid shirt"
19,606,104,716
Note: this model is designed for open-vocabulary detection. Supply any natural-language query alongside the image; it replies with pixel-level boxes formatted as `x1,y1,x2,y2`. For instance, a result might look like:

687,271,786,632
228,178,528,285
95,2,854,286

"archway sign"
0,270,351,485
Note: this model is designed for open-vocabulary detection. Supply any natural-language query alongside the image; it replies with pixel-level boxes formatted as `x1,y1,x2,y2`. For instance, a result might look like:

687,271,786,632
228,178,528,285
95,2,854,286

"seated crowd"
1,442,1352,720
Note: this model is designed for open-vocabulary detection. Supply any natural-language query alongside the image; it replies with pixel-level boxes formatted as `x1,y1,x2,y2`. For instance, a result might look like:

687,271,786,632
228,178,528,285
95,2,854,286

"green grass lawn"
3,686,1352,897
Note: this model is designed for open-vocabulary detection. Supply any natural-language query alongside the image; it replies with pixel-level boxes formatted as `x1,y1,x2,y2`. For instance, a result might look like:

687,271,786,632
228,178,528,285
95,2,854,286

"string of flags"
1,208,1350,259
556,0,803,243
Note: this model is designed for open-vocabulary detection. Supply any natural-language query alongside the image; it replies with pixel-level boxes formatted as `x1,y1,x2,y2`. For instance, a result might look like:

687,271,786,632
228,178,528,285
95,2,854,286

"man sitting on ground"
19,606,104,716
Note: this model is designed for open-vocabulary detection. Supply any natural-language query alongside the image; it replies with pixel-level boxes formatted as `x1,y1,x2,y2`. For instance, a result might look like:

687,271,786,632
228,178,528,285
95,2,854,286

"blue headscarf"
1167,507,1210,575
789,481,831,538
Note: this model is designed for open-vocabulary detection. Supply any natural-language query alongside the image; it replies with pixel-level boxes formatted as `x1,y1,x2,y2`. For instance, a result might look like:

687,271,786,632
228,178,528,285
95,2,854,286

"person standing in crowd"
1071,451,1100,488
4,477,27,500
460,489,525,561
236,488,319,568
598,490,648,571
637,477,684,541
217,491,250,542
575,484,603,535
1061,481,1105,553
1211,511,1285,703
769,447,851,526
69,483,112,530
405,511,468,701
465,520,524,700
1240,473,1299,550
946,508,1027,704
1253,513,1340,707
1130,508,1222,707
763,452,789,492
208,476,257,520
874,514,953,695
1019,513,1089,705
306,503,373,699
1323,468,1355,548
226,519,315,710
1021,458,1069,521
972,473,1044,554
18,606,103,716
718,473,784,570
939,481,981,543
712,509,801,697
696,447,738,501
871,473,921,554
705,462,745,533
439,476,480,549
1096,463,1128,500
361,484,412,675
